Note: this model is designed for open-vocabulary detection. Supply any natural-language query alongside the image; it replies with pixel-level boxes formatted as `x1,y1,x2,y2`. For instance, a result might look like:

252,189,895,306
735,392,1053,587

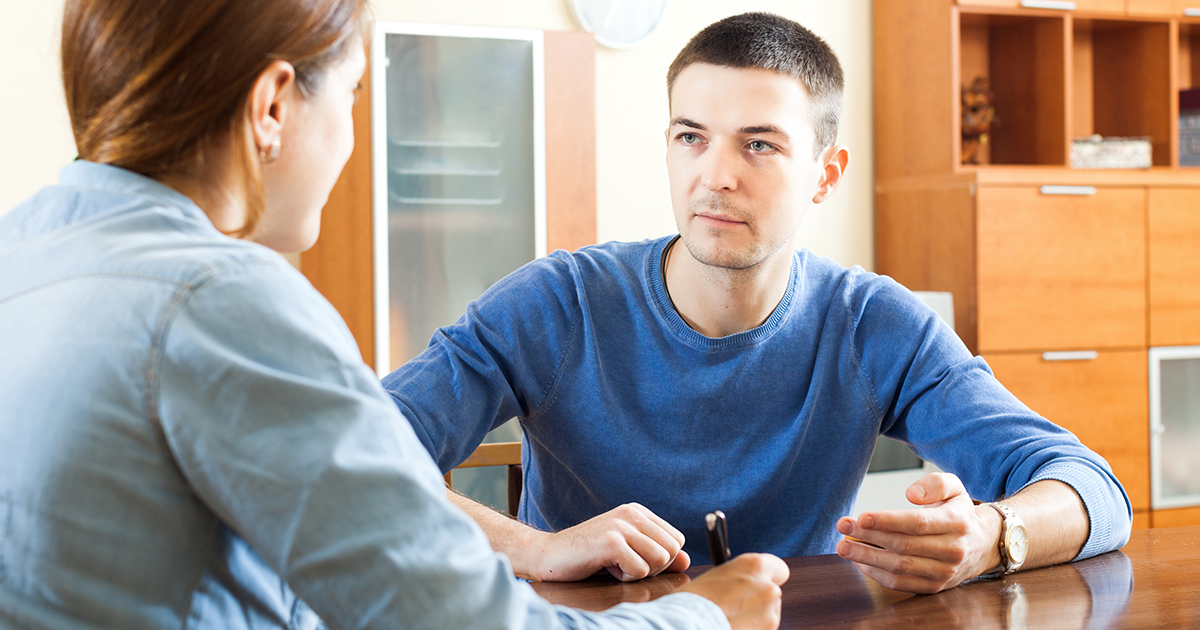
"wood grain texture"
975,186,1146,352
536,526,1200,629
984,349,1150,511
1148,188,1200,346
875,185,979,352
874,0,957,177
544,31,597,253
301,49,375,367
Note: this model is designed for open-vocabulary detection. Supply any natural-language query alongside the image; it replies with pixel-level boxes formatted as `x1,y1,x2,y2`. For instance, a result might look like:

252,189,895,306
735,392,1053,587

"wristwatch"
982,501,1028,577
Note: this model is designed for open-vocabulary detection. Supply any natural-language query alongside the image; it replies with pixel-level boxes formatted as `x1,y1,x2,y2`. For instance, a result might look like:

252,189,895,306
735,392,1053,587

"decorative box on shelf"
1070,135,1152,169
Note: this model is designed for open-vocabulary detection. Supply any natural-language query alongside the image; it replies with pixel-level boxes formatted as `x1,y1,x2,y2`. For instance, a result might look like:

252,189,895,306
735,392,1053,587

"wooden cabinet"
876,0,1200,526
1149,188,1200,346
985,350,1150,514
976,186,1145,352
301,30,596,368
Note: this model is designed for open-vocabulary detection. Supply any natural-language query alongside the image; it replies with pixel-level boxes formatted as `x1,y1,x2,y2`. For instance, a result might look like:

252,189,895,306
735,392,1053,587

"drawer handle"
1039,185,1097,196
1042,351,1099,361
1186,8,1200,17
1020,0,1076,9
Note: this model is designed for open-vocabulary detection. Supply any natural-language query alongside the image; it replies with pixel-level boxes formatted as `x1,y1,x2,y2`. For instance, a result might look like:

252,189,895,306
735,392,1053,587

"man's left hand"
835,472,1001,594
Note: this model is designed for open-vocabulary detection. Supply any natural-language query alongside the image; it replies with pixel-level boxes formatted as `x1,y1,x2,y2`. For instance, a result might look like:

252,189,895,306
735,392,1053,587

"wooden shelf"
959,12,1068,165
876,0,1200,527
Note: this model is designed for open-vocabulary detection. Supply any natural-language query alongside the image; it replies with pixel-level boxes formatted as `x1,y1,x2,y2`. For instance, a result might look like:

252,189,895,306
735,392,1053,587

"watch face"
1007,524,1029,564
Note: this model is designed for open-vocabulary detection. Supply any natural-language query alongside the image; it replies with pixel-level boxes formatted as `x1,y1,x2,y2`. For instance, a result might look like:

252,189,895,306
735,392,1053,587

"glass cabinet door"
1150,346,1200,509
372,23,545,373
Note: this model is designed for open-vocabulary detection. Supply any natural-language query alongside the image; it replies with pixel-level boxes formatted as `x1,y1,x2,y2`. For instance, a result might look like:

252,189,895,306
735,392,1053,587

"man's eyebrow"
670,117,706,130
738,124,788,138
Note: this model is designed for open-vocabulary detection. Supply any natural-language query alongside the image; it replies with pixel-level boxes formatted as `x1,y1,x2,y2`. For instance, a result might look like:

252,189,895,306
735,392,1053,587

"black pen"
705,510,731,566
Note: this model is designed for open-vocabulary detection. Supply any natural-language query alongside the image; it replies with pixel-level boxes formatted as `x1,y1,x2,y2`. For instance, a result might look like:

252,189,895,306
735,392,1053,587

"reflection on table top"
532,525,1200,629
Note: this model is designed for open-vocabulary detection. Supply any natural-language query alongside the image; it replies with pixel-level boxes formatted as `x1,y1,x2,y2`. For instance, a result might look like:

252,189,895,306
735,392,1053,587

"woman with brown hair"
0,0,787,628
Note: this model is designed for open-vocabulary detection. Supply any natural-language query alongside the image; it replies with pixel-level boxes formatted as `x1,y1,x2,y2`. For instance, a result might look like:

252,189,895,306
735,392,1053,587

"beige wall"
0,0,874,270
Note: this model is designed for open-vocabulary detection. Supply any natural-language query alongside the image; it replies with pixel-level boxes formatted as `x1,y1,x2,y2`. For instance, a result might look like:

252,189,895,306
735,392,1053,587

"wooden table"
533,525,1200,629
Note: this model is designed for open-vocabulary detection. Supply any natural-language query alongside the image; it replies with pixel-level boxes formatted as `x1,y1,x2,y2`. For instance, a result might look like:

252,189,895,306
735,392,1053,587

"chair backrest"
444,441,522,515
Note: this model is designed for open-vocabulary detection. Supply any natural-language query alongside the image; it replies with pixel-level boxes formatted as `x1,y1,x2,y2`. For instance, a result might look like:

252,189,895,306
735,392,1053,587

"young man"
383,13,1131,594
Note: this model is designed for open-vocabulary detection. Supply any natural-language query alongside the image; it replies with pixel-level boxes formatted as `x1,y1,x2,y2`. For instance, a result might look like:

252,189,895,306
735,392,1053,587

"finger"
854,505,964,537
906,472,967,506
604,538,653,581
621,529,680,577
619,508,685,567
839,540,947,583
625,503,687,547
666,548,691,573
731,553,790,586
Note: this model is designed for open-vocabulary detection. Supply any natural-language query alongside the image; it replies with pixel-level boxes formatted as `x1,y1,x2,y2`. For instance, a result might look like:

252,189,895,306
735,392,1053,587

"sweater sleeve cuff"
1028,458,1132,561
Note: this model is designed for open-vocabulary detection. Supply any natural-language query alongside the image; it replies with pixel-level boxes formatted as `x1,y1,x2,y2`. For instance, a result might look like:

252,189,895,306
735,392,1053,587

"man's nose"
701,143,739,192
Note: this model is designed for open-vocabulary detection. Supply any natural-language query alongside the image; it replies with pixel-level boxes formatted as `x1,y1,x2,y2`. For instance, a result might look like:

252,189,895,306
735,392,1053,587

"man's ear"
247,60,297,156
812,144,850,204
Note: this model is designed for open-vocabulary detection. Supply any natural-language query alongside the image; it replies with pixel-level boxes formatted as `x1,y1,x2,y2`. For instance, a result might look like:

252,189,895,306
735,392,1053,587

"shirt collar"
58,160,211,223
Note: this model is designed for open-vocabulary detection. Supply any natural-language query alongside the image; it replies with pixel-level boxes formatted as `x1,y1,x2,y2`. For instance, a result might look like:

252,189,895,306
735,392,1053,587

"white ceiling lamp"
569,0,668,49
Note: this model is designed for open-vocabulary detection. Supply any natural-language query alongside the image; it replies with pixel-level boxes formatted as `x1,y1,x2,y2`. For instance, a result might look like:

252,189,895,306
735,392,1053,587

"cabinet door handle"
1186,8,1200,17
1039,185,1097,196
1020,0,1076,9
1042,350,1099,361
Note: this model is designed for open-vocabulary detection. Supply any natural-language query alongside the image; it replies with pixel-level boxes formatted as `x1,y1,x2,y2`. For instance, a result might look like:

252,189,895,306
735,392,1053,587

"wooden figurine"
961,76,996,165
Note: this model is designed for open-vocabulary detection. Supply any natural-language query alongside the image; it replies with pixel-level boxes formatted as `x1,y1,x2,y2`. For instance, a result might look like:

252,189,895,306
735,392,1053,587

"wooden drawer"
958,0,1125,13
1128,0,1200,16
985,349,1150,511
976,186,1146,352
1149,189,1200,346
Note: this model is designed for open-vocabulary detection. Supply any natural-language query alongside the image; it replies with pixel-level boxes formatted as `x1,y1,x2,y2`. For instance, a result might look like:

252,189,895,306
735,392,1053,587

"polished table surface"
533,525,1200,629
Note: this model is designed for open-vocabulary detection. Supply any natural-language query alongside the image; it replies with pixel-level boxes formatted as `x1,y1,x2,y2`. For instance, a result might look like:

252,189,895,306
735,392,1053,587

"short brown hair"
667,12,844,160
61,0,369,237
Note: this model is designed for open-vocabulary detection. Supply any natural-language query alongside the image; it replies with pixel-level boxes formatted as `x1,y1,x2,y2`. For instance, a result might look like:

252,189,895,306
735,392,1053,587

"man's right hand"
446,491,690,582
679,553,790,630
523,503,691,581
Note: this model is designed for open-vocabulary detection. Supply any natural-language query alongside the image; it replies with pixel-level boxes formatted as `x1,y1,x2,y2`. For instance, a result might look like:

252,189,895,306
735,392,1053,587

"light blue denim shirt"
0,161,726,630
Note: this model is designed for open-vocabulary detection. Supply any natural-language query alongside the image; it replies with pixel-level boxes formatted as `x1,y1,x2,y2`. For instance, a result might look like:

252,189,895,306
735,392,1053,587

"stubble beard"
678,193,788,273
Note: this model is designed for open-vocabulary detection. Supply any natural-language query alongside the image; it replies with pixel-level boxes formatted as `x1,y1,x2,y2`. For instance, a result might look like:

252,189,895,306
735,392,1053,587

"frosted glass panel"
383,31,536,369
1157,355,1200,504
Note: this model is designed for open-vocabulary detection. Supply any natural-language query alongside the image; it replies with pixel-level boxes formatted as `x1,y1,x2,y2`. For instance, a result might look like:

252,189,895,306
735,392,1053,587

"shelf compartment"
959,13,1068,166
1071,19,1174,166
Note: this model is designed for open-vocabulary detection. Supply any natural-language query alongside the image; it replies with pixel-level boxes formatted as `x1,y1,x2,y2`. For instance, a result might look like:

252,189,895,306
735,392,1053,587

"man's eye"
679,133,699,144
749,140,773,152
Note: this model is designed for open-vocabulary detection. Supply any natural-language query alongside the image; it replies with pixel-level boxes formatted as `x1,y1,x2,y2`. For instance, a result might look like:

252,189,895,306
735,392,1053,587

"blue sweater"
383,236,1132,565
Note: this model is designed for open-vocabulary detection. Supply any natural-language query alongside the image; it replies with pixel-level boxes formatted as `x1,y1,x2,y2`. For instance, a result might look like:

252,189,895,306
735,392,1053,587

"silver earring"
259,139,281,164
